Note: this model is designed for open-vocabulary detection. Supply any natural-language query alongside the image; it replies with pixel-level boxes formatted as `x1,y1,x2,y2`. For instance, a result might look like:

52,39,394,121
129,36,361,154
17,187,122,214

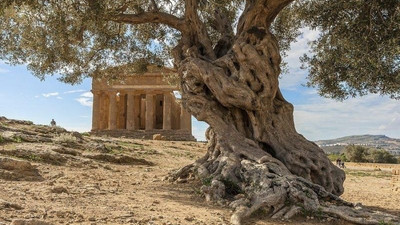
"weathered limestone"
163,93,172,130
91,91,101,131
126,93,135,130
99,92,108,130
133,95,141,130
180,107,191,131
90,66,196,141
108,92,117,130
117,92,126,129
145,93,155,130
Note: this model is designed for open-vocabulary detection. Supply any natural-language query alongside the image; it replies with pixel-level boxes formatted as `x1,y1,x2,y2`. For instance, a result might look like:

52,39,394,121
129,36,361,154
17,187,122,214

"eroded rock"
152,134,162,140
84,154,153,166
0,199,23,210
0,157,43,181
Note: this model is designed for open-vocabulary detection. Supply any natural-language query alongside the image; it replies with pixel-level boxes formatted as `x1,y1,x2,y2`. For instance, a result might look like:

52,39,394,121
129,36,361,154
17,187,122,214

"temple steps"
90,129,197,142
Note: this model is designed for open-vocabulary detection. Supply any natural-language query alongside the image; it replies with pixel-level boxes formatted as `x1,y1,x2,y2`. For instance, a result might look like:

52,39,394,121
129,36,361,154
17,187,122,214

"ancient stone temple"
90,66,196,141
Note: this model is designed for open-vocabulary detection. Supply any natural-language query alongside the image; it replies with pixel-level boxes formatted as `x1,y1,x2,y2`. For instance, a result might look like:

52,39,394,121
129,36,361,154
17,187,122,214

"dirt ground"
0,119,399,225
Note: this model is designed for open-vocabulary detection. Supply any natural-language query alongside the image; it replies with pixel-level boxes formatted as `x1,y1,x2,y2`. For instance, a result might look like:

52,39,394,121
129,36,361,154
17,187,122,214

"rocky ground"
0,116,399,225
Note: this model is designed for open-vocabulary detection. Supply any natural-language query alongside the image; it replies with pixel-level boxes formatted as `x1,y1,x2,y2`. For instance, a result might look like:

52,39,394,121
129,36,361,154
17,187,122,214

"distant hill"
315,135,400,154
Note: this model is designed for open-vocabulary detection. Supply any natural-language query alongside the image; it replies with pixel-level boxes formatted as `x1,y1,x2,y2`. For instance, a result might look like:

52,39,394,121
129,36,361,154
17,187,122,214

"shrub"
54,133,77,143
344,145,398,164
368,149,398,164
13,136,22,143
344,145,369,162
327,153,347,162
81,132,90,137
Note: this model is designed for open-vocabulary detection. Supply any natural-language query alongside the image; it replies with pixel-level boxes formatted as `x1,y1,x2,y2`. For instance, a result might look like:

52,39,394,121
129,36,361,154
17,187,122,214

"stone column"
180,106,192,132
91,90,101,131
100,93,108,129
145,93,155,130
163,93,172,130
133,94,141,130
140,97,146,129
126,92,135,130
108,91,117,130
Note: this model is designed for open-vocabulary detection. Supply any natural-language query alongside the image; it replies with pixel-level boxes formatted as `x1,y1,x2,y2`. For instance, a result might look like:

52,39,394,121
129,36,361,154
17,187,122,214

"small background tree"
345,145,369,163
344,145,398,164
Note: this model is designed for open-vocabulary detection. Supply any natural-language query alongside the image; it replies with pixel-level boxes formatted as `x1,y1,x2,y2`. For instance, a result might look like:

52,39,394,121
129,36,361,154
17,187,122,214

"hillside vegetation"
315,135,400,154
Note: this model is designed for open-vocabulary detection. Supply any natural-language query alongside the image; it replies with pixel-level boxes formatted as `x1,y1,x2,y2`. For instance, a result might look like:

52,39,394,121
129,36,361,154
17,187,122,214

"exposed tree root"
171,129,399,225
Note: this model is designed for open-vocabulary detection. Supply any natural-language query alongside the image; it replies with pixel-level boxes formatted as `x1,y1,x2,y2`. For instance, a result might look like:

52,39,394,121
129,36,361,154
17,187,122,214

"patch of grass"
202,176,213,186
104,143,123,153
54,133,77,143
134,148,160,156
191,187,202,196
81,132,90,136
109,148,124,155
13,136,22,143
118,141,144,150
345,169,392,178
378,221,393,225
0,135,4,143
27,154,42,162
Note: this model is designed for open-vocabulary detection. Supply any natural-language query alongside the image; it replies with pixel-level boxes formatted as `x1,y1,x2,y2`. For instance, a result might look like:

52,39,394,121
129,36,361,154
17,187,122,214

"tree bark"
169,1,399,224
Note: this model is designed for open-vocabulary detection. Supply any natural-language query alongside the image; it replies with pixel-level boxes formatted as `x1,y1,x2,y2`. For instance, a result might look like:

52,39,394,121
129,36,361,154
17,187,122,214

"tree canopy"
344,145,398,163
0,0,399,100
299,0,400,100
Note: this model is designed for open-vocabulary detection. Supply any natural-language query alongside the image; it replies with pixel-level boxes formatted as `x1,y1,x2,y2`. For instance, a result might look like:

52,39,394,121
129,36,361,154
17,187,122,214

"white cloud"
192,117,208,142
56,96,63,99
74,92,93,107
280,28,320,91
377,113,400,132
80,92,93,98
292,94,400,140
76,97,92,107
42,92,59,97
279,68,306,90
64,89,86,94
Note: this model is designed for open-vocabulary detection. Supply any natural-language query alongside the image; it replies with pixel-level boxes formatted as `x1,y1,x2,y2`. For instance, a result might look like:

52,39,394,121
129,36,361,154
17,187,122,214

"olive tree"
0,0,399,224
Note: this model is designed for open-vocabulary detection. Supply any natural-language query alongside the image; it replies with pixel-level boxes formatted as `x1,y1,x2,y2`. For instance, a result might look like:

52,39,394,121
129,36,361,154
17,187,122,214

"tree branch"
183,0,216,60
237,0,294,35
150,0,159,11
212,9,234,36
212,9,235,57
112,12,187,32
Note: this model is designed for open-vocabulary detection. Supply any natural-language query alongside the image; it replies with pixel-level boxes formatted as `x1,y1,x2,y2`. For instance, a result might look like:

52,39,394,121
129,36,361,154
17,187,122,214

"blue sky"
1,28,399,141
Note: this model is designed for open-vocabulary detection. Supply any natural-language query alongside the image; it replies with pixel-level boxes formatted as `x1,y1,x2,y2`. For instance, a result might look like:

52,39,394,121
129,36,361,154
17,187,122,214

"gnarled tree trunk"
169,0,399,224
